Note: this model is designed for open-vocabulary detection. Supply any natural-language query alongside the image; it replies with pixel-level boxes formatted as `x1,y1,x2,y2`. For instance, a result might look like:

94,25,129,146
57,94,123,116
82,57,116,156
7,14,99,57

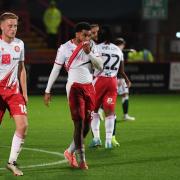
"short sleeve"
55,45,66,65
20,41,25,61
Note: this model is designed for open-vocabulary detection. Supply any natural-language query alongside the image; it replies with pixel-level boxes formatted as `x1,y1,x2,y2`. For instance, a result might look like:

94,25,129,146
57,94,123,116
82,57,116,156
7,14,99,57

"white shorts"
117,78,129,95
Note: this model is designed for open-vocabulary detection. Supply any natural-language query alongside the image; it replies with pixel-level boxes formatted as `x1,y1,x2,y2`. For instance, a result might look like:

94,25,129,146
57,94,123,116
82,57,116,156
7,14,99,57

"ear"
0,22,4,30
75,32,80,38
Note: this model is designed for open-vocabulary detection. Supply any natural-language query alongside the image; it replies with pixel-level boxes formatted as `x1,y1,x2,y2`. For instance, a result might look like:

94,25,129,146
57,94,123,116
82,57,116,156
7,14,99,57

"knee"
22,121,28,131
16,120,28,133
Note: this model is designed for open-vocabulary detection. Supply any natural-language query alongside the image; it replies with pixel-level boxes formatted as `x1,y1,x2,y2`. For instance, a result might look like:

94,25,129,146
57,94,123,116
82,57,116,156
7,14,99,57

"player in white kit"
90,26,131,148
44,22,103,170
0,12,28,176
114,38,135,121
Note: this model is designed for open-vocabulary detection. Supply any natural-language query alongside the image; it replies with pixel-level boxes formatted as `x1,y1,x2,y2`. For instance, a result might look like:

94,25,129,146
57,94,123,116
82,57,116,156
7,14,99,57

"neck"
2,34,14,43
104,41,110,44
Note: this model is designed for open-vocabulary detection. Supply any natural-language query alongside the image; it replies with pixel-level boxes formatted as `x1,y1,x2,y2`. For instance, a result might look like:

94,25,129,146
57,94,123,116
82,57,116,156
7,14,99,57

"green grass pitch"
0,94,180,180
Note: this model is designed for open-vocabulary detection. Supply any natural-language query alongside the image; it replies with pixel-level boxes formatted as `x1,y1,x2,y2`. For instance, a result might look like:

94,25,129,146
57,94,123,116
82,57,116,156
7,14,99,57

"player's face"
77,30,91,43
1,19,17,39
91,26,99,42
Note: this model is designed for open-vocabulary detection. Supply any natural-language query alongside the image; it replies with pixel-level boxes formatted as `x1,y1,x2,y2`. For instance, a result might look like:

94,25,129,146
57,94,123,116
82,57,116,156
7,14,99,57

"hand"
83,41,91,54
44,92,51,107
117,79,123,86
126,80,131,88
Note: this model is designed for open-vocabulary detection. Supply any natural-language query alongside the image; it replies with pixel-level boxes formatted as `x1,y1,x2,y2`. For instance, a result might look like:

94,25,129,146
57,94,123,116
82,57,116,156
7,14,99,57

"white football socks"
8,133,24,164
67,140,75,153
91,113,100,140
105,115,115,144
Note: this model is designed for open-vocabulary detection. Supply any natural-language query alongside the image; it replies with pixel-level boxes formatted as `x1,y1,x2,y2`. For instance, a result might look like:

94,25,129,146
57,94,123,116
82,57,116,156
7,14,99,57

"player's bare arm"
18,61,28,103
119,61,131,88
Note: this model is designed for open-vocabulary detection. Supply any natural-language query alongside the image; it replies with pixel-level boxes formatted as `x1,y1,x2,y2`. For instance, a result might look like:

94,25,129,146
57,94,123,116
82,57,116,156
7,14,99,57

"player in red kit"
0,12,28,176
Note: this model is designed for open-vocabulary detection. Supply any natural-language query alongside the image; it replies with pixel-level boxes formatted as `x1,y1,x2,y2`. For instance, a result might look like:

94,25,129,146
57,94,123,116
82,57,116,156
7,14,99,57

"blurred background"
1,0,180,94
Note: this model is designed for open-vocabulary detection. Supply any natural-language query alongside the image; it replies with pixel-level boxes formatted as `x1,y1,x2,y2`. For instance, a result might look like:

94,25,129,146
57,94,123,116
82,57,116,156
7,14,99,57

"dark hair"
98,25,113,44
114,38,126,46
0,12,18,23
74,22,91,33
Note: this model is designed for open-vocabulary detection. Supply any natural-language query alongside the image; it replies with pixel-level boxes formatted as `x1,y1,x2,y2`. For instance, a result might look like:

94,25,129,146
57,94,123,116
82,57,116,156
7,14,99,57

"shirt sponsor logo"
1,54,11,64
13,57,19,60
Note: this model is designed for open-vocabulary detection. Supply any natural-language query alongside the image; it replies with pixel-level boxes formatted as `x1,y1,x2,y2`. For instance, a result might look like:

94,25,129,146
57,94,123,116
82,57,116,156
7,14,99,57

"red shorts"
0,87,27,124
94,76,117,113
68,82,95,122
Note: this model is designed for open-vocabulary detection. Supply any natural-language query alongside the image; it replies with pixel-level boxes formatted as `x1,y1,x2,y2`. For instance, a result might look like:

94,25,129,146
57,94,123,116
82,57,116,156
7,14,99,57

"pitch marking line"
0,146,67,170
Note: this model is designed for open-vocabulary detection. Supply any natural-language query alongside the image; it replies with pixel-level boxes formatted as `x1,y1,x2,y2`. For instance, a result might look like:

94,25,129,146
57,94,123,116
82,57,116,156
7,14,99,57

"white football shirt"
94,42,124,77
0,37,24,88
55,40,99,84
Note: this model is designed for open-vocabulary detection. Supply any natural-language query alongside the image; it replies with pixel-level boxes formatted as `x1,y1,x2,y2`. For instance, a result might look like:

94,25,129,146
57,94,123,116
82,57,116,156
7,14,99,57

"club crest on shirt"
107,98,113,104
14,46,20,52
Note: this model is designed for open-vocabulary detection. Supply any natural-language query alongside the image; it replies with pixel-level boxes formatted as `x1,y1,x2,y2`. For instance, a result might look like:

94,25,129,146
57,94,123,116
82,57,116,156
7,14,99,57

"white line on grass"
0,146,67,170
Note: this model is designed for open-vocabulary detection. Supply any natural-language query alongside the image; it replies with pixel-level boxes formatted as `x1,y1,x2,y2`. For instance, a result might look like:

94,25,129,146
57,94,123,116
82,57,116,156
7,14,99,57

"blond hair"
0,12,18,23
91,24,99,29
